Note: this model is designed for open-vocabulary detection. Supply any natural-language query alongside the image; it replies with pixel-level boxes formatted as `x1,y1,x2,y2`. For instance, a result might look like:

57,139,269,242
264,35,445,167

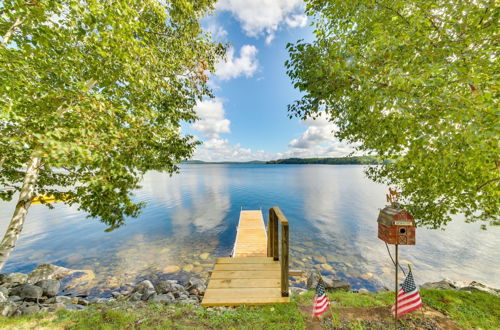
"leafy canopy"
286,0,499,228
0,0,224,229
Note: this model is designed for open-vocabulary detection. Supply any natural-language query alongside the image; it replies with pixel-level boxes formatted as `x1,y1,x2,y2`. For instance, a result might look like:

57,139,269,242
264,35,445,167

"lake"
1,164,498,295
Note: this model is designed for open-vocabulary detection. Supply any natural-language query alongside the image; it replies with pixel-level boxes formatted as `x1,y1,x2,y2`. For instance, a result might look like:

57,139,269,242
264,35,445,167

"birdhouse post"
377,189,416,326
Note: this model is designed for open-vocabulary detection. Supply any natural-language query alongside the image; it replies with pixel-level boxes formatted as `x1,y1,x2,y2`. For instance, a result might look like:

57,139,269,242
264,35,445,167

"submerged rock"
163,266,180,274
361,273,373,280
313,256,327,264
182,264,194,272
321,264,333,271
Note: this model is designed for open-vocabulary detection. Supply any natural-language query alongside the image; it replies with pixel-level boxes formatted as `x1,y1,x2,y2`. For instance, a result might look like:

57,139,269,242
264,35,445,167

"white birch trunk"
0,155,41,270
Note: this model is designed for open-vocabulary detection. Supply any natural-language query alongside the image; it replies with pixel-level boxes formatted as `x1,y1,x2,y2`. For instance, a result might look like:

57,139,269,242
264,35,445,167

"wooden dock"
201,208,290,306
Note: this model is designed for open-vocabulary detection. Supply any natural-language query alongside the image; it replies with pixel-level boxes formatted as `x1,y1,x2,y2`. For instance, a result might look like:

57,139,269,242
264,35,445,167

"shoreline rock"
421,279,500,296
0,264,206,316
1,264,498,317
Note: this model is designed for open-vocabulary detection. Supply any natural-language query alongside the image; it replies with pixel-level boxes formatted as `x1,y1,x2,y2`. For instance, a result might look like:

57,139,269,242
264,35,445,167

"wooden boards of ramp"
233,210,267,258
201,210,290,306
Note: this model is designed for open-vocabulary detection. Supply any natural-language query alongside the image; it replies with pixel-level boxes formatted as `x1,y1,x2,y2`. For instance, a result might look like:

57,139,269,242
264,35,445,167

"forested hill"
182,157,384,165
266,156,383,165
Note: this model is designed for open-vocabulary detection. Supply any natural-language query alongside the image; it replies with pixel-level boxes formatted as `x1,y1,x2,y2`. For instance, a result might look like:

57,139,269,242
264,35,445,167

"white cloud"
215,45,259,81
285,14,307,28
193,137,276,162
216,0,307,43
288,115,334,149
285,114,358,157
191,99,230,138
265,33,275,45
190,104,357,162
204,16,228,41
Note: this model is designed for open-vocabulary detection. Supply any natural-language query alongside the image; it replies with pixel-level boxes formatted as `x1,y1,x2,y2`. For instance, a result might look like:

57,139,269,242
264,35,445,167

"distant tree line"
266,156,384,165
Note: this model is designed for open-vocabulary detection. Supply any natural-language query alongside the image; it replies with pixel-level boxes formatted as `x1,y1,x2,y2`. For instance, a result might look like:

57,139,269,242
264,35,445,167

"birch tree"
0,0,224,269
286,0,499,228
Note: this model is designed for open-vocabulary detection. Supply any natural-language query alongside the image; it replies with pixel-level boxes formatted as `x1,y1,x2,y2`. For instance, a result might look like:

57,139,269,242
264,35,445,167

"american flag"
392,269,423,318
312,278,330,317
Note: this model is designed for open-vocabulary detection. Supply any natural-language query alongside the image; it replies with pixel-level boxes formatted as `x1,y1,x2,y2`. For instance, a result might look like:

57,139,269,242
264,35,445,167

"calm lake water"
1,164,499,295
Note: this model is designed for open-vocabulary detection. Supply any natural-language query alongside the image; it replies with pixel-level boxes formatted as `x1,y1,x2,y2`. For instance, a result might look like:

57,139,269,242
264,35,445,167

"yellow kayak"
32,194,68,204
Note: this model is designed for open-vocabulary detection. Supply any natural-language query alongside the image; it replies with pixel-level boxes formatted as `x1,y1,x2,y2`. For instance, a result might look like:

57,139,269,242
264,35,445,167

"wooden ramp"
233,210,267,257
201,209,290,306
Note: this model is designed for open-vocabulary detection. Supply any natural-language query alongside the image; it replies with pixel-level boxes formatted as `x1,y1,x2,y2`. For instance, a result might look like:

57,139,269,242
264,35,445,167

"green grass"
0,289,498,329
421,288,500,329
0,301,305,329
294,290,394,307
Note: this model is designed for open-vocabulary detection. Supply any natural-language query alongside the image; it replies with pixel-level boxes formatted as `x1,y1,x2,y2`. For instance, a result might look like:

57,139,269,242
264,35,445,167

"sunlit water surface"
1,165,498,295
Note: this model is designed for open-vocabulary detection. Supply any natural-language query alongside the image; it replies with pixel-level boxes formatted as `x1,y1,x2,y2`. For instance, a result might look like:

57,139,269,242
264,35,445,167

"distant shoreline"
182,156,386,165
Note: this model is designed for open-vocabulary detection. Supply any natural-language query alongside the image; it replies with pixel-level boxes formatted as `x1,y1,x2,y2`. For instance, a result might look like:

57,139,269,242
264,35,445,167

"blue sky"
185,0,355,161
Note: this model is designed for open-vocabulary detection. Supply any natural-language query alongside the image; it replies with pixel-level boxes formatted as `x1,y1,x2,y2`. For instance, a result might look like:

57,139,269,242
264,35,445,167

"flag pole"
394,244,399,329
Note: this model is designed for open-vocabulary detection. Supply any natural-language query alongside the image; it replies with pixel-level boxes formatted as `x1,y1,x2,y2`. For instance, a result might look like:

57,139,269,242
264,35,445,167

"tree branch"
1,17,25,46
477,178,500,191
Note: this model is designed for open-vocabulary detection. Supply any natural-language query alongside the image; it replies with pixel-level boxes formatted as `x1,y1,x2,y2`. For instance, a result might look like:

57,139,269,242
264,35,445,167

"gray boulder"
150,293,175,304
48,303,67,312
155,280,177,294
64,303,87,311
459,281,500,296
0,273,28,285
19,303,40,316
0,286,9,297
290,287,307,295
8,295,21,302
420,280,456,290
89,297,109,304
129,292,143,302
111,291,122,298
306,273,321,289
178,298,198,305
0,302,18,317
35,279,60,297
306,273,351,292
132,280,155,295
142,290,156,301
0,291,7,303
77,298,89,306
186,277,206,295
17,284,43,300
324,278,351,292
46,296,73,304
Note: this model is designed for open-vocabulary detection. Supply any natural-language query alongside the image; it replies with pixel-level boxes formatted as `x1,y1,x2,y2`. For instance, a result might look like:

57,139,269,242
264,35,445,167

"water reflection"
0,165,498,295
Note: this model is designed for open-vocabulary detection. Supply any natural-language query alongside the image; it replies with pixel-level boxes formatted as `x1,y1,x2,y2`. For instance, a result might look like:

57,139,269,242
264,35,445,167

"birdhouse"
377,189,416,245
377,206,416,245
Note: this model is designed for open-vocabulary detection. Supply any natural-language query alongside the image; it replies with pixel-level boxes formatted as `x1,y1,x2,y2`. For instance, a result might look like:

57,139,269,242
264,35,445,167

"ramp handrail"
267,206,289,297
